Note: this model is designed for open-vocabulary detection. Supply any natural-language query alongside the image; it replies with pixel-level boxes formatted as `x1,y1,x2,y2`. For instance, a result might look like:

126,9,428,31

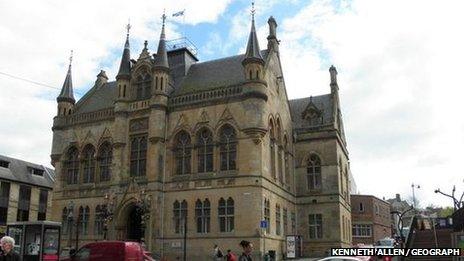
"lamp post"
102,192,116,240
67,201,74,248
434,185,464,211
136,188,152,244
411,183,420,209
391,205,414,248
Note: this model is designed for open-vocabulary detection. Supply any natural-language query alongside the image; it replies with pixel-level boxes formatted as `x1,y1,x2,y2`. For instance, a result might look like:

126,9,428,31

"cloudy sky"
1,0,463,208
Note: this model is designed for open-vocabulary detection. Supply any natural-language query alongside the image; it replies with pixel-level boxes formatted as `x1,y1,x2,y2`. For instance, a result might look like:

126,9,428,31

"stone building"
50,13,352,260
350,195,391,245
0,155,55,234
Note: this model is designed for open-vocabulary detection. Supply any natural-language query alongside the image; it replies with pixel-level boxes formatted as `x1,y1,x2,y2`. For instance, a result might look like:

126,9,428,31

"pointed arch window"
95,205,104,235
173,200,188,234
219,197,234,232
82,145,95,183
135,71,151,100
130,135,147,176
195,199,210,233
219,125,237,171
65,147,79,185
269,120,276,179
264,198,270,234
175,131,191,175
276,204,281,235
98,142,112,182
78,206,90,235
307,154,322,190
197,128,213,173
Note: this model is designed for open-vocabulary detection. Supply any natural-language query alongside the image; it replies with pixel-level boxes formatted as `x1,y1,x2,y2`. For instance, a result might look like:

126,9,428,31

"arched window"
98,142,112,182
344,166,349,199
82,145,95,183
130,136,147,176
62,207,68,234
307,154,322,190
269,119,276,179
173,200,188,234
219,125,237,171
95,205,104,235
264,198,270,234
284,136,290,184
197,128,213,173
65,147,79,185
78,206,89,235
135,70,151,100
339,159,344,197
174,131,191,175
218,197,234,232
195,199,210,233
276,204,281,235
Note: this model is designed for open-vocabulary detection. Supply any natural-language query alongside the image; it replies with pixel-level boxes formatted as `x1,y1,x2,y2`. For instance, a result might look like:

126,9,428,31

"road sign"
260,220,268,228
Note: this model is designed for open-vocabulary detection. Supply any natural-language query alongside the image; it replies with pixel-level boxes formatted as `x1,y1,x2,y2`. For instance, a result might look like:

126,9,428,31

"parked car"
60,241,155,261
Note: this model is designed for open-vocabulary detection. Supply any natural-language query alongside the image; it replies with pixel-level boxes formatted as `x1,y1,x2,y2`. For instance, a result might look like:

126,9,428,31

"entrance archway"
126,204,143,241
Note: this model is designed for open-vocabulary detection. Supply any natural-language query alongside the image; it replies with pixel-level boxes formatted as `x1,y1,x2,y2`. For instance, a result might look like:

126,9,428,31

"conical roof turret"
243,3,264,65
117,23,131,79
154,13,169,70
57,51,75,104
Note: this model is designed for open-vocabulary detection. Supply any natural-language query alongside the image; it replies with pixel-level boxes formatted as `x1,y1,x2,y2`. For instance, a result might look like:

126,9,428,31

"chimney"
396,194,401,201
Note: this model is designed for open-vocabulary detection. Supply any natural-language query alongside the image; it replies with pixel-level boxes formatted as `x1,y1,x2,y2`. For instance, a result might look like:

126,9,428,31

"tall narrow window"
276,204,281,235
283,208,288,236
175,131,191,175
130,135,147,176
219,125,237,171
62,207,68,235
309,214,323,239
269,120,276,179
218,198,234,232
307,154,322,190
284,137,290,184
65,147,79,184
135,72,152,100
78,206,90,235
0,182,10,225
195,199,210,233
95,205,104,235
38,189,48,221
174,200,188,234
291,212,296,234
82,145,95,183
197,128,213,173
17,185,31,221
98,142,112,182
264,199,270,234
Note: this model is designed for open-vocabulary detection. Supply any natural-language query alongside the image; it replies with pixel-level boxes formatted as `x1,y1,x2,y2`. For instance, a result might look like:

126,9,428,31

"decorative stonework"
129,117,148,132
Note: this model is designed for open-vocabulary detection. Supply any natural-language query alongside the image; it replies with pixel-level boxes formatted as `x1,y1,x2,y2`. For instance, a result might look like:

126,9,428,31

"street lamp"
102,192,116,240
434,186,464,211
136,188,152,244
390,205,414,248
67,201,74,248
411,183,420,209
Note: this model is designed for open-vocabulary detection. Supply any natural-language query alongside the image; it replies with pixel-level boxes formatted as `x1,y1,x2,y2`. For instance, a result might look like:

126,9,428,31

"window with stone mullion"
276,205,281,235
130,136,147,176
175,132,191,175
264,199,270,234
307,154,321,190
98,143,112,182
82,146,95,183
219,198,234,232
219,125,237,171
195,199,210,233
66,148,79,185
95,205,104,235
174,200,188,234
62,208,68,235
197,129,213,173
309,214,323,239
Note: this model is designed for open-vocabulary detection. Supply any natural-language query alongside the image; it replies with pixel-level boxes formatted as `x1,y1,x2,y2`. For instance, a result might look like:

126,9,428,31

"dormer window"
0,160,10,168
27,167,44,176
302,108,323,126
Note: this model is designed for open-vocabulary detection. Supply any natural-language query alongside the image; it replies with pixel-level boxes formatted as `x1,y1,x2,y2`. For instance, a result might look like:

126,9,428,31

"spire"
329,65,338,93
117,22,131,79
154,10,169,70
57,50,75,104
243,1,264,64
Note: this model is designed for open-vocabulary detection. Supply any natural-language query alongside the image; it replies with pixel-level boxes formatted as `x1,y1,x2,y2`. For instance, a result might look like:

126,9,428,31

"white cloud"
279,0,464,207
0,0,232,165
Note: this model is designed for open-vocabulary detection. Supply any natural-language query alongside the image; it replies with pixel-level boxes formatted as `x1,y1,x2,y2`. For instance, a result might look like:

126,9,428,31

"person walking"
226,249,237,261
213,244,224,261
238,240,253,261
0,236,20,261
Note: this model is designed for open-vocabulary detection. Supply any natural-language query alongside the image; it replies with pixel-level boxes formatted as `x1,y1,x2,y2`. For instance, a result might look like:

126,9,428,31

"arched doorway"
126,204,143,241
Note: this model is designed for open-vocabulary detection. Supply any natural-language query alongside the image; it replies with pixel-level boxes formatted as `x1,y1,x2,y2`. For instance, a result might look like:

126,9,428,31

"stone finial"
329,65,338,85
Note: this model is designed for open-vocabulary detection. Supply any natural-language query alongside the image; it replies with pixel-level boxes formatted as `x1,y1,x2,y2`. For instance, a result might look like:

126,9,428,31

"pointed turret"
329,65,346,143
117,23,132,100
116,24,131,80
153,12,170,96
329,65,338,92
153,12,169,71
57,51,75,116
267,16,279,52
242,2,265,81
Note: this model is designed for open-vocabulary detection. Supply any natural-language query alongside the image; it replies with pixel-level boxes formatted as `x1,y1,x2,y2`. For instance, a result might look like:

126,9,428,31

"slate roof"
57,65,75,103
73,81,117,114
288,94,334,129
0,155,55,189
173,50,268,95
117,36,131,78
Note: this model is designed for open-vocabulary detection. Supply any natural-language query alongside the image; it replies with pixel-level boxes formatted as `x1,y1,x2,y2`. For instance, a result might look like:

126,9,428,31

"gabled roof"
289,94,334,129
0,155,55,189
73,81,117,114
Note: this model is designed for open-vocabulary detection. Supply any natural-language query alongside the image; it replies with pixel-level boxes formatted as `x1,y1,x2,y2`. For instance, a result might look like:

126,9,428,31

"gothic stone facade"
50,16,352,259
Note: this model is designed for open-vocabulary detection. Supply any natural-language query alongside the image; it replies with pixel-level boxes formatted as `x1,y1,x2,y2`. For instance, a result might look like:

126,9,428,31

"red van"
61,241,154,261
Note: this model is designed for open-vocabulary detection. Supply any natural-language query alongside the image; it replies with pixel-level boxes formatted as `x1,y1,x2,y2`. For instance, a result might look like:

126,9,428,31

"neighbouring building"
50,11,353,260
0,155,55,235
351,195,391,245
386,193,414,239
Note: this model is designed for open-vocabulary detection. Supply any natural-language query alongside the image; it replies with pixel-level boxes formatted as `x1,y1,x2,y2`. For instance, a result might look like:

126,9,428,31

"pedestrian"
213,244,224,261
238,240,253,261
0,236,20,261
226,249,237,261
